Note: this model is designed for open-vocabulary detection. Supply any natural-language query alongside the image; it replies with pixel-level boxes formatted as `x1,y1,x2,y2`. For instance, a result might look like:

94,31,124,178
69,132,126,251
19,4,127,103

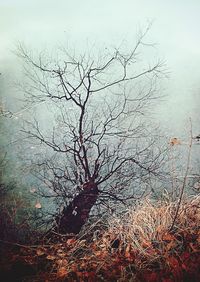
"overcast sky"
0,0,200,137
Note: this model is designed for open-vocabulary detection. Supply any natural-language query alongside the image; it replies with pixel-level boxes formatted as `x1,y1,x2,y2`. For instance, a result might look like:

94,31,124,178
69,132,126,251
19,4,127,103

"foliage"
0,196,199,281
0,151,37,243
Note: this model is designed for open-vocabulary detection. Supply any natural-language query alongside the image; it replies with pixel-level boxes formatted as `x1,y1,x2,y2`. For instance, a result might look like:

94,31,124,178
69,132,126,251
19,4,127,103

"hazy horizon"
0,0,200,138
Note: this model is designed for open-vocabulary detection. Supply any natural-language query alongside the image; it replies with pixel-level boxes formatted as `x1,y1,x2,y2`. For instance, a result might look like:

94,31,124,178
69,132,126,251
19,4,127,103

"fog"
0,1,200,182
1,0,200,138
1,4,200,278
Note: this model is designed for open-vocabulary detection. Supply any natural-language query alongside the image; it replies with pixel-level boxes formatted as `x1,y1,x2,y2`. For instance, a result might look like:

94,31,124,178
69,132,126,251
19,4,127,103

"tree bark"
56,181,98,234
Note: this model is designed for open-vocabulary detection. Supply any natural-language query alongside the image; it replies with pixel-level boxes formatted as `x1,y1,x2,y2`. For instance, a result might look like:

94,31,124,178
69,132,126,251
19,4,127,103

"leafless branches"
17,25,167,216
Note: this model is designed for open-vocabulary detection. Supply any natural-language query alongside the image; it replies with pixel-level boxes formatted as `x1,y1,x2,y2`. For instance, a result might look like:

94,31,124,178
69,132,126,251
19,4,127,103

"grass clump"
0,195,199,281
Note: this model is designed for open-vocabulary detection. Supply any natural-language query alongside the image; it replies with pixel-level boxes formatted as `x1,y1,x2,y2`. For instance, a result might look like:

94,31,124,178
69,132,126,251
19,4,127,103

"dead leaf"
47,254,56,260
142,240,152,248
57,259,68,266
57,266,68,278
125,244,132,259
162,233,176,241
57,249,65,257
35,202,42,209
30,187,36,193
170,138,181,146
36,248,45,256
66,238,76,245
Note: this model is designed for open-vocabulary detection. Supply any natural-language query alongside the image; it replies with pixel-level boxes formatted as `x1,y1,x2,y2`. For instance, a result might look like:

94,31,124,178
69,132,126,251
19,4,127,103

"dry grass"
104,195,199,254
1,195,199,281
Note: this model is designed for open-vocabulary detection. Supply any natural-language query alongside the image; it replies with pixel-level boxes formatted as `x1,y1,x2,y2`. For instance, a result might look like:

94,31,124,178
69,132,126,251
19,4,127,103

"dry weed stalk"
170,118,193,231
1,196,199,281
105,195,199,258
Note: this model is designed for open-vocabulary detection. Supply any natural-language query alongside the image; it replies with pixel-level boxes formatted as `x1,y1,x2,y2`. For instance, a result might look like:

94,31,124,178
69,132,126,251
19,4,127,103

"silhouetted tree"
17,25,166,234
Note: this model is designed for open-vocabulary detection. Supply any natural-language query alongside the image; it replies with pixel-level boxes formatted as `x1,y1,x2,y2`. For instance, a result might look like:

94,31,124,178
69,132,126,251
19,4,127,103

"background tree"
0,101,33,243
17,26,167,234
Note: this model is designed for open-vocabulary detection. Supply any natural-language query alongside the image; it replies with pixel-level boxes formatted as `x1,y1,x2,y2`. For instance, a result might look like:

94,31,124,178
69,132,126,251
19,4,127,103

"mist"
1,1,200,137
0,2,200,280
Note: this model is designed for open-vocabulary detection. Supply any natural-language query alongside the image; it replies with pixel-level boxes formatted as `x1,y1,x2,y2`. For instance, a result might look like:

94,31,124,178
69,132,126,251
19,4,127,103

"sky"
0,0,200,138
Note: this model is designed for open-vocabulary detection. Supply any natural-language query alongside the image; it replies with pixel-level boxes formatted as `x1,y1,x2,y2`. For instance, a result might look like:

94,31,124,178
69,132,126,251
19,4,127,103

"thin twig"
170,118,193,231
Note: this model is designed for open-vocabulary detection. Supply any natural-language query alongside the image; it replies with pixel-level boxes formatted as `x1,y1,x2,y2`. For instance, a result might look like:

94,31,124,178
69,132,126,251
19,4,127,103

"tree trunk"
56,181,98,234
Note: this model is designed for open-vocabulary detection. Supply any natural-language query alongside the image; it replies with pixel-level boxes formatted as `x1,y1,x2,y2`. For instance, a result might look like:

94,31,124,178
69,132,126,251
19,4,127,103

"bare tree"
17,26,167,234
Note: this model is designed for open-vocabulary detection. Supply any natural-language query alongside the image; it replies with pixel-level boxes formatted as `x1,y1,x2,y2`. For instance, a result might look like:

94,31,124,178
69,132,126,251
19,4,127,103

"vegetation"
0,28,199,281
0,196,199,281
15,25,167,235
